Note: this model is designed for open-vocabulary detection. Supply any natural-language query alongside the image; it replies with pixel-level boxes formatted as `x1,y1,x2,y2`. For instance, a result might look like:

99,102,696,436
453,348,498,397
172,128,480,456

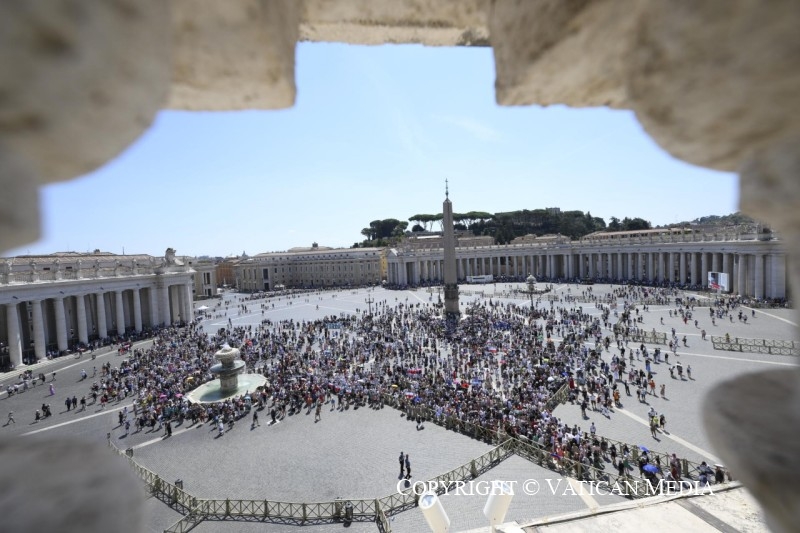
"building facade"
187,260,218,298
386,228,788,299
235,244,384,292
0,250,194,369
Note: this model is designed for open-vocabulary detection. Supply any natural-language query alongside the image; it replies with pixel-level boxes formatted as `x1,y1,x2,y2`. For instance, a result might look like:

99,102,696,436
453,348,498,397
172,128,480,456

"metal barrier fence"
111,391,722,531
506,437,653,498
108,434,513,533
613,327,668,345
711,336,799,356
545,383,571,412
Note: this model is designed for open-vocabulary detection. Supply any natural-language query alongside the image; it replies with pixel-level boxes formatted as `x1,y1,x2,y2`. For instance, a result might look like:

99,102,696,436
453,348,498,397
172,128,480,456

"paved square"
1,283,793,532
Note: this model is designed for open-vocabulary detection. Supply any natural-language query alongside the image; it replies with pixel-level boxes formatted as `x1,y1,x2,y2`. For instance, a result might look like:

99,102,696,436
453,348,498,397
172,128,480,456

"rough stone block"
0,0,171,183
0,437,143,533
170,0,300,110
300,0,490,46
491,0,638,108
704,369,800,533
628,0,800,171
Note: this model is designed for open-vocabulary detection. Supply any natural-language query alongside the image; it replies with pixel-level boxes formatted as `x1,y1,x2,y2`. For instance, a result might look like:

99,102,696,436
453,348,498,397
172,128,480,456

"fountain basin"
185,373,267,404
184,345,267,404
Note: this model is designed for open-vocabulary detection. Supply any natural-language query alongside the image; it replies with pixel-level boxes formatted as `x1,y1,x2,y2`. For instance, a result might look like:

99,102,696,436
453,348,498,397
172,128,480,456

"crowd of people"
2,283,728,486
58,285,712,482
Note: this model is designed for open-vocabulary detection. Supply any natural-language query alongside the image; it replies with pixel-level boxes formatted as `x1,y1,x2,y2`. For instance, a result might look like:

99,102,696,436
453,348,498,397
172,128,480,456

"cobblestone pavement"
142,494,184,533
132,402,493,502
1,284,794,532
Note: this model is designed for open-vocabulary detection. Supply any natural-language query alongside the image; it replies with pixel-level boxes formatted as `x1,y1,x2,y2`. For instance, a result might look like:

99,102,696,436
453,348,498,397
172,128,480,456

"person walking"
405,454,411,479
399,452,405,477
6,411,15,425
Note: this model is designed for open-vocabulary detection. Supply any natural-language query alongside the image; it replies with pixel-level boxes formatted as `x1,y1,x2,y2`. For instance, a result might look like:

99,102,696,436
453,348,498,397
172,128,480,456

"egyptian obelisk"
443,180,460,319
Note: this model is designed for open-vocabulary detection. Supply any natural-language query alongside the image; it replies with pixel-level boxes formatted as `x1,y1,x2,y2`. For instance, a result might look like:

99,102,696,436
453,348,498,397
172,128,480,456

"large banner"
708,272,729,291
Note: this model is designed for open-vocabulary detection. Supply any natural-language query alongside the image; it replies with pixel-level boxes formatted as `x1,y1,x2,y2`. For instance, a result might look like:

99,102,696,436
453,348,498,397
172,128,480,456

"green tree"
621,217,651,231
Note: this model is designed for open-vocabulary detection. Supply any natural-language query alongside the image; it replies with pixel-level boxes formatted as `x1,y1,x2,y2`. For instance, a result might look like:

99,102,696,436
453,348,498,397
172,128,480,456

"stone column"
96,292,107,338
132,289,142,332
115,290,125,335
5,303,22,368
647,253,654,282
75,295,88,345
754,254,764,299
31,299,46,360
737,254,747,296
701,253,708,287
770,255,787,299
668,252,675,282
680,252,687,284
184,283,193,323
654,252,661,281
149,287,160,326
723,253,730,284
628,253,634,281
54,296,68,353
161,284,171,325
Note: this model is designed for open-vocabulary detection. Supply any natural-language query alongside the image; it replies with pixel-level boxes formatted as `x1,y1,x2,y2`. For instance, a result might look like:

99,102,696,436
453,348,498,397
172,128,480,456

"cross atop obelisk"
442,180,459,320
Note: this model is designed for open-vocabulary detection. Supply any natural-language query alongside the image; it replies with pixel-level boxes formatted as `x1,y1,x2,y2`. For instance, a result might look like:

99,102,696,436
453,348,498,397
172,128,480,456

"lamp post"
365,295,374,315
524,273,537,312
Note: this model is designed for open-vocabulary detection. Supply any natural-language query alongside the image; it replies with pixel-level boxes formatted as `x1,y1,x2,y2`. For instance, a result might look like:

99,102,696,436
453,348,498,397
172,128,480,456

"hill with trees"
352,209,757,248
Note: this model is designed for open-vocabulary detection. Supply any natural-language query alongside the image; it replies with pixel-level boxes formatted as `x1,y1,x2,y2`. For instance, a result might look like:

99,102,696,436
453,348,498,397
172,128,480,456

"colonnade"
1,281,193,368
387,247,787,301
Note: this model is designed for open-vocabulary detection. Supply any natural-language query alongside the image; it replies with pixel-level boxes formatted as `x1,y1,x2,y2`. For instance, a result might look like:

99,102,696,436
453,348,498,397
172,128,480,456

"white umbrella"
196,305,209,311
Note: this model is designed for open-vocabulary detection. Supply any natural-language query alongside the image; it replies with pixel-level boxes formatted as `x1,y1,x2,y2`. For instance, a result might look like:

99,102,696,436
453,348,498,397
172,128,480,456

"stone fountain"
186,345,267,404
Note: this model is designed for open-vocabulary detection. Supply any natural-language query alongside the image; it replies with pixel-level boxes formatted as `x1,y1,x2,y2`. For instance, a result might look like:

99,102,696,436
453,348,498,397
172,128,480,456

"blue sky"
11,43,738,258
